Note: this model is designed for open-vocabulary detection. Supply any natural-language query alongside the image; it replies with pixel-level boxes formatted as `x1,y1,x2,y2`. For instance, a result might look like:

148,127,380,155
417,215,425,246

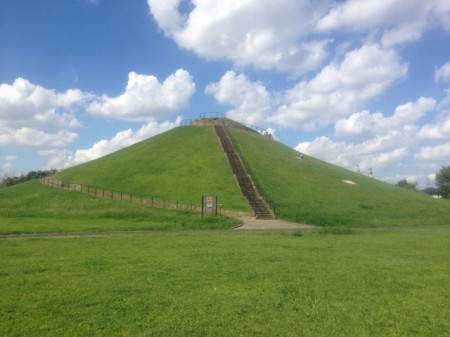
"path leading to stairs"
2,222,449,239
237,217,318,231
0,218,318,239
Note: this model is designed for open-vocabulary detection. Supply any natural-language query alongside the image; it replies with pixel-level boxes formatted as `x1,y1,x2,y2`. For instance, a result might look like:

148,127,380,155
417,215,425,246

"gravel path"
1,220,448,240
237,217,318,231
0,218,318,239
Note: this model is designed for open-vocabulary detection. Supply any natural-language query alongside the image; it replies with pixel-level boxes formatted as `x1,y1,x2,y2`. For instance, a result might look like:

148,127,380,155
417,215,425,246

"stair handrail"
223,125,278,214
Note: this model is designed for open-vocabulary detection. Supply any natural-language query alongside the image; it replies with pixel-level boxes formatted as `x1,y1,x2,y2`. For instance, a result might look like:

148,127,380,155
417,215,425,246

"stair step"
215,124,274,219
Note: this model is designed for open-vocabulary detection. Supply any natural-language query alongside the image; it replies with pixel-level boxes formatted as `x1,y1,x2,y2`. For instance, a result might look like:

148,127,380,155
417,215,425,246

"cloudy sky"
1,0,450,188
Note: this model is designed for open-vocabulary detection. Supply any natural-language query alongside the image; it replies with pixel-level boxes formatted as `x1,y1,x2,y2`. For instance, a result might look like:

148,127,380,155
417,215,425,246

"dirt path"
1,219,448,240
236,217,318,231
0,218,317,239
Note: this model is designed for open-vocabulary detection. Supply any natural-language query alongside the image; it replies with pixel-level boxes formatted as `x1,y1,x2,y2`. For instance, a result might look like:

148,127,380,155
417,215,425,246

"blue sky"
1,0,450,188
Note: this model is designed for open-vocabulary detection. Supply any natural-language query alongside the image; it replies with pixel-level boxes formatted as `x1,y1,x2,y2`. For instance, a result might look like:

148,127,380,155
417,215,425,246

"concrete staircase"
214,124,274,219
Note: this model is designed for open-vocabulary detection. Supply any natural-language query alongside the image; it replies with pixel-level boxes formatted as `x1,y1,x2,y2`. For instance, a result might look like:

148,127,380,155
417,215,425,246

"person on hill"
297,153,309,163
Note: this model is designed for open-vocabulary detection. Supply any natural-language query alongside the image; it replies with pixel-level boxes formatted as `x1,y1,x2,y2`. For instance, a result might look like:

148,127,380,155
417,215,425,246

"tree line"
396,165,450,199
0,169,58,188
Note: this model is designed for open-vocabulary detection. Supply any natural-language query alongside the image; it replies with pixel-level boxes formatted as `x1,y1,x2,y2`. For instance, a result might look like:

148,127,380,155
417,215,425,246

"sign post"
202,195,218,217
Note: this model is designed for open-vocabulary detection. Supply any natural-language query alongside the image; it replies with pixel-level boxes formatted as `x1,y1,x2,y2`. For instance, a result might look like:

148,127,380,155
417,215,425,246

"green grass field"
1,230,449,336
0,182,240,234
1,122,449,336
229,128,450,227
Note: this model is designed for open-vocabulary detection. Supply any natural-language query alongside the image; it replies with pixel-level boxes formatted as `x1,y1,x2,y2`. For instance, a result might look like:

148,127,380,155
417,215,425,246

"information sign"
202,195,218,216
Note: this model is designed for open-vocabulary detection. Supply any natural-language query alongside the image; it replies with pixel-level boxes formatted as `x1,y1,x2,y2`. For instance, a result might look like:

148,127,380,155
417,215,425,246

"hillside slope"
229,127,450,227
55,121,450,227
56,126,251,212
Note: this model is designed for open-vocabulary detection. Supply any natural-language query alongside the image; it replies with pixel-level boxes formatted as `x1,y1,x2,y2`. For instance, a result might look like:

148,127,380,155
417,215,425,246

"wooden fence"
38,177,253,218
39,177,201,211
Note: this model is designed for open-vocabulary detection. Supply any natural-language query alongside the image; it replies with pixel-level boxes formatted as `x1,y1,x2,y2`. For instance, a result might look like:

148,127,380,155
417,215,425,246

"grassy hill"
229,127,450,227
51,122,450,227
56,126,251,212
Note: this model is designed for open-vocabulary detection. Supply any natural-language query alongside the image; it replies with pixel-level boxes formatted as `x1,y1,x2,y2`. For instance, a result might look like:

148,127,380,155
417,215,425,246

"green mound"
229,127,450,227
56,126,251,212
47,121,450,227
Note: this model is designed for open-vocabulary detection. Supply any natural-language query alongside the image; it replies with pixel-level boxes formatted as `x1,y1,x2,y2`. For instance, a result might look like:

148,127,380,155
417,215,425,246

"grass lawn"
1,230,449,336
0,182,240,234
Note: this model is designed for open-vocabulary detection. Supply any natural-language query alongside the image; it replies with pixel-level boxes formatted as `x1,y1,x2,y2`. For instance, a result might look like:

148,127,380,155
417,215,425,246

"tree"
396,179,417,191
436,166,450,199
0,169,57,188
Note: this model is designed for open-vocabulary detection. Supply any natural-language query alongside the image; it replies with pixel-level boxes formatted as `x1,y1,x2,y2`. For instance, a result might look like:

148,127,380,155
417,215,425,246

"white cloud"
295,96,443,182
381,23,425,47
281,43,407,128
296,133,411,179
1,156,18,176
205,71,272,126
208,44,407,130
43,118,181,169
148,0,330,74
435,62,450,83
317,0,415,32
87,69,195,121
0,78,85,130
147,0,449,75
335,97,435,138
0,127,78,148
419,90,450,140
273,44,407,129
0,78,87,150
415,142,450,161
419,119,450,140
316,0,450,46
0,71,195,152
